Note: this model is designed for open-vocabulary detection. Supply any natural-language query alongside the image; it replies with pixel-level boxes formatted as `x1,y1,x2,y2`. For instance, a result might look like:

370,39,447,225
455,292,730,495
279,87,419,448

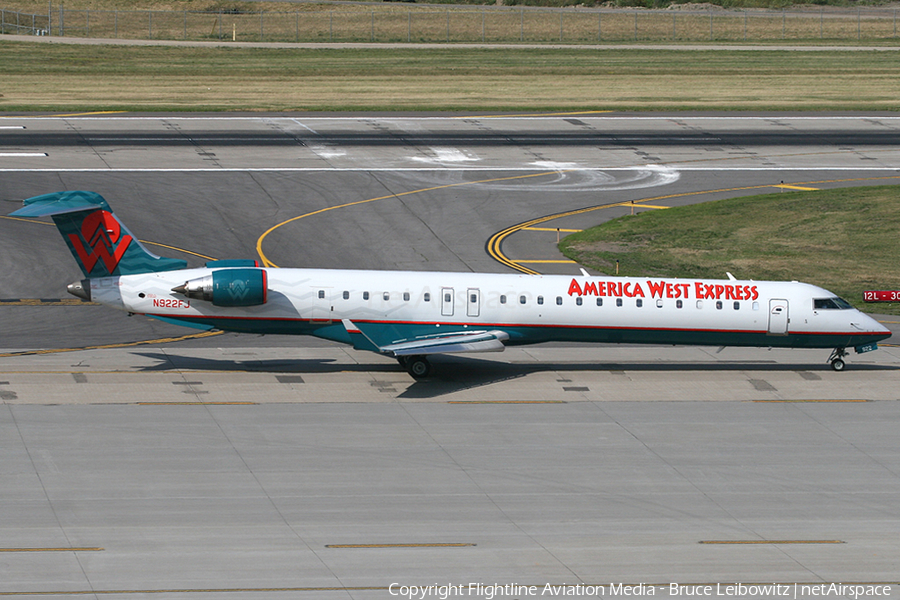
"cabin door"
767,299,789,335
312,288,333,323
467,288,481,318
441,287,454,317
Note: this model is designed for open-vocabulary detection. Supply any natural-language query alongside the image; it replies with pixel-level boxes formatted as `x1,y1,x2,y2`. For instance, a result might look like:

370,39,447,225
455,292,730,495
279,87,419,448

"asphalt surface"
1,114,899,598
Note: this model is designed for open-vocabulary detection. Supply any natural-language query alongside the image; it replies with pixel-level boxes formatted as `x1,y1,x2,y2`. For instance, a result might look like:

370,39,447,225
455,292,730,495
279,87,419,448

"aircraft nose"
856,313,893,339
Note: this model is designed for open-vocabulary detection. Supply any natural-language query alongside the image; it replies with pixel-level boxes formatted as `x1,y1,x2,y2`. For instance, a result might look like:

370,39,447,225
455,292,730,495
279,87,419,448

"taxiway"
1,114,899,598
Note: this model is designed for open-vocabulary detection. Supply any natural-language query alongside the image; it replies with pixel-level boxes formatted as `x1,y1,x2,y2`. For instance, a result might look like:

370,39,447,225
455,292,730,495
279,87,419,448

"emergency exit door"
441,287,454,317
467,288,481,318
311,288,333,323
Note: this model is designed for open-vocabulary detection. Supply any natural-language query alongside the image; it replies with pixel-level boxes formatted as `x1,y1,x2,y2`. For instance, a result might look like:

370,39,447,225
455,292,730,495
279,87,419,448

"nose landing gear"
827,347,848,371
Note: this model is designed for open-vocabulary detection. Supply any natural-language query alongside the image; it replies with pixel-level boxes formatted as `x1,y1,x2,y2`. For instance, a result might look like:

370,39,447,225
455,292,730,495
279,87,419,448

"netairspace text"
388,583,894,600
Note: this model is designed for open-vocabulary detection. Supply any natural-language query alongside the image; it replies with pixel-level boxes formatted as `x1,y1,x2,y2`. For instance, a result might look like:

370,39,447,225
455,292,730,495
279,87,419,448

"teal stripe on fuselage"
146,314,889,351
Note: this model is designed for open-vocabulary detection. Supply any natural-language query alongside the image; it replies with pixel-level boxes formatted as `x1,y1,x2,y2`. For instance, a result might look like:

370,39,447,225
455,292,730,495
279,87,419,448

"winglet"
341,319,382,353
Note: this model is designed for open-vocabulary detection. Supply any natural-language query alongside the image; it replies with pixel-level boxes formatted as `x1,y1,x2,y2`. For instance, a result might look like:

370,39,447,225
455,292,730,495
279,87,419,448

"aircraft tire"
831,358,846,372
407,356,431,379
397,356,409,369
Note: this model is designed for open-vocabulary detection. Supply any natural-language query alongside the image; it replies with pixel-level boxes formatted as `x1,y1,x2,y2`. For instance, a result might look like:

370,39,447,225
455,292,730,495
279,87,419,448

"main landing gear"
827,347,849,372
397,355,432,379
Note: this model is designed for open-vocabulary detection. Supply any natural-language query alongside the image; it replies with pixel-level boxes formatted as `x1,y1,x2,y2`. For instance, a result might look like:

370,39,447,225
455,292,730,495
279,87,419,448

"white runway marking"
308,146,347,159
411,148,480,164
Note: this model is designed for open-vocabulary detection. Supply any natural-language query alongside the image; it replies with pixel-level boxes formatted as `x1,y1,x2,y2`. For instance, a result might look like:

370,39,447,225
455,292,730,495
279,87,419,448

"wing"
343,320,509,356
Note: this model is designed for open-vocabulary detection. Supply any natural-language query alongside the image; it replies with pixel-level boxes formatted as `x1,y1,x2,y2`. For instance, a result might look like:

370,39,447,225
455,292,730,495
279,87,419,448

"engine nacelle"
172,268,267,307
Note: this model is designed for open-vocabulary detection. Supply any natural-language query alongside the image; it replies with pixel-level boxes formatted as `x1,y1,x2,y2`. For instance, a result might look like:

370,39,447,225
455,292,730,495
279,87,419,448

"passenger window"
676,300,683,309
470,294,477,304
424,293,430,302
403,292,410,302
519,295,526,305
556,296,563,305
696,300,703,309
444,293,452,303
616,298,623,307
500,295,506,304
636,299,643,308
733,301,740,310
342,291,349,300
363,292,369,301
656,299,663,308
752,301,760,311
576,297,583,306
596,298,603,307
383,292,390,301
318,290,325,299
537,296,544,305
716,301,723,310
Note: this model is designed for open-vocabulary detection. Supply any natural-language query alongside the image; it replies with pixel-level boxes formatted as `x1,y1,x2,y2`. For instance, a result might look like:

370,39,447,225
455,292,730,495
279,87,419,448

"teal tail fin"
11,191,187,278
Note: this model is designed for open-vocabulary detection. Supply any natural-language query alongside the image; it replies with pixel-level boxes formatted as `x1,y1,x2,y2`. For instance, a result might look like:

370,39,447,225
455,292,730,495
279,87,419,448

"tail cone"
67,279,91,301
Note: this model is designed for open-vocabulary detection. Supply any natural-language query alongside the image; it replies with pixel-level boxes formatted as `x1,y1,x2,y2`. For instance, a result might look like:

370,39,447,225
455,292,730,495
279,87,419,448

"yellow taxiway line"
699,540,844,544
488,174,900,275
522,227,583,232
0,330,223,358
0,547,103,552
256,170,569,269
325,543,476,548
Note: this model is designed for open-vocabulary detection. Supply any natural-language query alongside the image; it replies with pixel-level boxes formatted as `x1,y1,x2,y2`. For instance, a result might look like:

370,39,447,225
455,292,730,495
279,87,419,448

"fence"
2,6,899,43
0,8,49,36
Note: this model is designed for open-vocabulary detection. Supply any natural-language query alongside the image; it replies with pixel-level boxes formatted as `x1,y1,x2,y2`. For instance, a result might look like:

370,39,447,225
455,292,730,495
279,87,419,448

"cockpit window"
832,296,853,309
814,297,852,310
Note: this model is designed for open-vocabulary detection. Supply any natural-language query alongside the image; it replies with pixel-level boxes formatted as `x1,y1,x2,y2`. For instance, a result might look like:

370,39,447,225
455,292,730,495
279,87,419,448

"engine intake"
172,268,267,307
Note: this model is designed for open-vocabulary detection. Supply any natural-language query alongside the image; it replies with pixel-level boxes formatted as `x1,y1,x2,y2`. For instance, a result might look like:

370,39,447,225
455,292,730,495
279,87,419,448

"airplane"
10,190,892,377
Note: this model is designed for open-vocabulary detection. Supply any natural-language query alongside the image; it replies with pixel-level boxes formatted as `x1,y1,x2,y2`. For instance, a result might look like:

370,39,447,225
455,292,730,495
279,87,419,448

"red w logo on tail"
67,210,133,275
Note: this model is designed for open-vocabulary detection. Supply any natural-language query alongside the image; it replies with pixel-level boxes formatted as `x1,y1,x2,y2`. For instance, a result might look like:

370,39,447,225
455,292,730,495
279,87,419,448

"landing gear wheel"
406,356,432,379
827,347,849,372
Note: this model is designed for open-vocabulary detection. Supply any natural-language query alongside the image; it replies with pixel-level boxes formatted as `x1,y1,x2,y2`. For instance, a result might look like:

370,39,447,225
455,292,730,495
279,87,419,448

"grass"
2,43,900,111
0,0,899,12
4,0,900,43
559,185,900,314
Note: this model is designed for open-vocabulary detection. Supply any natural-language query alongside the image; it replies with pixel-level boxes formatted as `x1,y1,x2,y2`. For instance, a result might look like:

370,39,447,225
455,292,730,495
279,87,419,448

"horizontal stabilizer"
10,190,111,218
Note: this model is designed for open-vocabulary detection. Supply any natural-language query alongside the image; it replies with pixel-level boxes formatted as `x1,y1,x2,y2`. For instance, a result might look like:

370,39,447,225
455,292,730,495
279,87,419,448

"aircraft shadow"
130,351,898,400
398,355,899,399
130,352,399,374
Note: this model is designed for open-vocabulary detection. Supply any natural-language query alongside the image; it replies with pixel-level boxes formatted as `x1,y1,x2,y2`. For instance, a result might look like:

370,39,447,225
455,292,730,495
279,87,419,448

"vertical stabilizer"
10,191,187,277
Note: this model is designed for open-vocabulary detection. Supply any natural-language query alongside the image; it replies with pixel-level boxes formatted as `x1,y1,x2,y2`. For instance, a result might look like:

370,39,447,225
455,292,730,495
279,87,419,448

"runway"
1,114,899,598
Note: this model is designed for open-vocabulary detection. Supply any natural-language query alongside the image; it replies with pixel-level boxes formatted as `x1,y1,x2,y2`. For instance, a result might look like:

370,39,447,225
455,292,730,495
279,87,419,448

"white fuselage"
86,267,890,352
